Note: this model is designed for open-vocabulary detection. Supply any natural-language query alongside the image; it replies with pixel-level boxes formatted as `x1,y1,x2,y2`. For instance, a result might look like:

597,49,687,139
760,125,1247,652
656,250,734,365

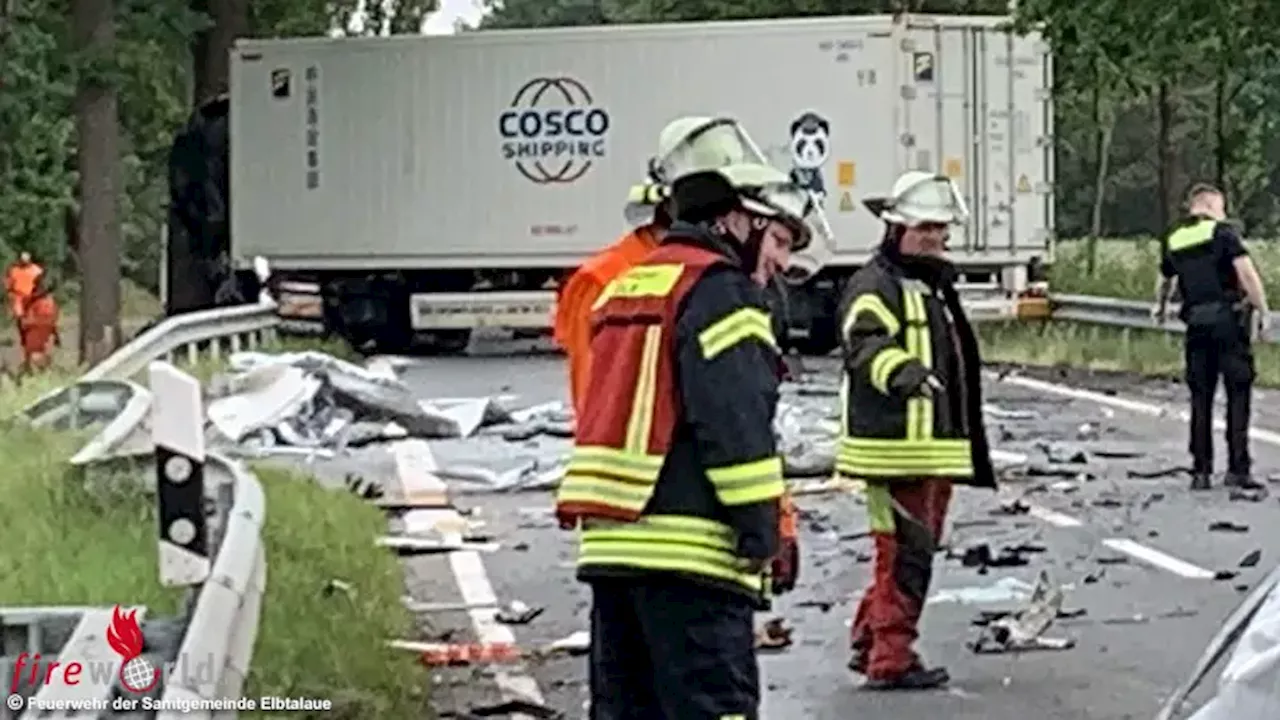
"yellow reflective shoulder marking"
625,326,662,454
869,346,913,394
698,307,776,360
842,293,901,339
1167,219,1217,253
706,456,786,505
592,263,686,310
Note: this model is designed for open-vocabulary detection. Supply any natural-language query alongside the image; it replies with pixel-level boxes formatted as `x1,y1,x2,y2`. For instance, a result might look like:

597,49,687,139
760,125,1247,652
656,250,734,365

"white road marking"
1100,538,1216,580
374,353,546,710
994,371,1280,448
1026,505,1083,528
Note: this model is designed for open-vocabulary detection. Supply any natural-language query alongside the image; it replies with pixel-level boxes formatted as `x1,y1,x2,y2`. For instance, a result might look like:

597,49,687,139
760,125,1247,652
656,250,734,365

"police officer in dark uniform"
555,117,823,720
1154,183,1271,491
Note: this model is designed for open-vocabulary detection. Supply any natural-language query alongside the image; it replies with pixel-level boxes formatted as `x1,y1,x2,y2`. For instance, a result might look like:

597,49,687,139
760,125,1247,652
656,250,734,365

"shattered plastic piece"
990,498,1031,516
495,600,544,625
321,579,354,599
1229,488,1267,503
1076,423,1099,441
376,536,499,554
969,571,1074,654
929,577,1035,605
1240,550,1263,568
401,640,523,666
1127,466,1192,480
207,364,322,442
545,630,590,655
983,404,1037,420
464,700,564,719
1209,521,1250,533
1215,571,1241,582
755,618,794,652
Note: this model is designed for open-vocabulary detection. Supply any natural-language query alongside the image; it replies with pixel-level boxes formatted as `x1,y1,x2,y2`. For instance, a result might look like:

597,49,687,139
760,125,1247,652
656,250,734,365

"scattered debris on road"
458,699,564,719
755,617,794,652
970,571,1075,654
1209,521,1250,533
495,600,544,625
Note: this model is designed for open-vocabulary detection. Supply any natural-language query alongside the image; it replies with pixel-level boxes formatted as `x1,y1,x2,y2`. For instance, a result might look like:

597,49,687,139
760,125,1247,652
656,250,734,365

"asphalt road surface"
323,339,1280,720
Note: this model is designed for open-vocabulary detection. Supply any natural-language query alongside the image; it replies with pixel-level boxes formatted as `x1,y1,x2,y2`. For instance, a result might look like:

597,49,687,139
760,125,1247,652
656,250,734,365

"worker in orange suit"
554,182,672,418
18,273,59,372
5,251,43,322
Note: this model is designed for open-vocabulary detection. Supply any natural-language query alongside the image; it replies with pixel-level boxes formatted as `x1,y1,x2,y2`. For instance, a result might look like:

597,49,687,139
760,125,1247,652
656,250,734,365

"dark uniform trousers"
588,577,759,720
1185,310,1254,476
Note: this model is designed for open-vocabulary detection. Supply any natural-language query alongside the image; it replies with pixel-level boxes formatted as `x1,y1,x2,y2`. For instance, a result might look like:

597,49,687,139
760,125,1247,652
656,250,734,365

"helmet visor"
649,119,770,184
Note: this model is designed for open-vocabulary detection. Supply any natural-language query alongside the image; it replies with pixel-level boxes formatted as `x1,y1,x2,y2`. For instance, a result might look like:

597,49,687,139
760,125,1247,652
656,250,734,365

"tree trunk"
72,0,122,365
1086,65,1111,276
191,0,248,106
1156,81,1176,230
1214,58,1227,189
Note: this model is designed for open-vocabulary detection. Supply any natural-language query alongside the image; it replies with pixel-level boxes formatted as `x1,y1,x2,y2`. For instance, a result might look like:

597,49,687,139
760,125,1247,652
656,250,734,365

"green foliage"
0,0,437,300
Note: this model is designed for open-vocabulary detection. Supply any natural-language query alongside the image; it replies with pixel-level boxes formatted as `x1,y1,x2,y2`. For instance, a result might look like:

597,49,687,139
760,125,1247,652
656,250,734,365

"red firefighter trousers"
850,477,952,679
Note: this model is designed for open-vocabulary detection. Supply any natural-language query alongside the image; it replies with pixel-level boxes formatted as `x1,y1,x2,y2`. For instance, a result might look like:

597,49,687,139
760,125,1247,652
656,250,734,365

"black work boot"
1225,473,1264,490
1190,472,1212,491
864,664,950,691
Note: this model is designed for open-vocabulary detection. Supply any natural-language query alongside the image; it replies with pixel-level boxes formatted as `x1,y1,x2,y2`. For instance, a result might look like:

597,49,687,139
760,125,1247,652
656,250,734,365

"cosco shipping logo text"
499,77,609,184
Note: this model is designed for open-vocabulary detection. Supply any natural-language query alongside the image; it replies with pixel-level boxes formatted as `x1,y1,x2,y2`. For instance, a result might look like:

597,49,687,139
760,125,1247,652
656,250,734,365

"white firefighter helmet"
623,181,669,227
649,116,834,281
866,170,969,226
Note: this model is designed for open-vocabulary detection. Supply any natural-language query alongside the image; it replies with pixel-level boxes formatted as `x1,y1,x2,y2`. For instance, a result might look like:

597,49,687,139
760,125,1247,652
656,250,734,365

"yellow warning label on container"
1016,174,1031,193
839,191,855,212
944,157,962,178
837,161,856,187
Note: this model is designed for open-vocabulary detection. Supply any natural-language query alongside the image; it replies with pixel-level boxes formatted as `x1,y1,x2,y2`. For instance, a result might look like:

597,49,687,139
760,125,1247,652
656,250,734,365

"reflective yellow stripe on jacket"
558,265,680,515
838,285,974,478
580,514,767,594
1167,219,1217,253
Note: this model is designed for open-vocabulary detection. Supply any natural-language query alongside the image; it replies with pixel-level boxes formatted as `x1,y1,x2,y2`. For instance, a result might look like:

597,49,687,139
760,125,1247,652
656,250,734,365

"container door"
897,23,977,253
974,25,1054,255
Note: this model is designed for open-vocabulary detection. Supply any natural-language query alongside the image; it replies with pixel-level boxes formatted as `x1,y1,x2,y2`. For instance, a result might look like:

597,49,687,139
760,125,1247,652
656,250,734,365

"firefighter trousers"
1185,322,1253,476
588,577,759,720
850,477,952,679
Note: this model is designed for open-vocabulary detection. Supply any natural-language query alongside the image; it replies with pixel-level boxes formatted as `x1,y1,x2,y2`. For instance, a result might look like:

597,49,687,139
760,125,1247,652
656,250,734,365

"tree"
71,0,122,363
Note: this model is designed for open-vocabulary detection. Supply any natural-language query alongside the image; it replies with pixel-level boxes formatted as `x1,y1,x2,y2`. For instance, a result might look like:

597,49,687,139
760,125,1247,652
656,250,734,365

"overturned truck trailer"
228,13,1053,353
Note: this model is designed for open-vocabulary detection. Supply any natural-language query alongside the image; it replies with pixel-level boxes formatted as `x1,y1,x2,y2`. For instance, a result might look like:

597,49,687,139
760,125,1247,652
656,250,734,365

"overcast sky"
421,0,488,33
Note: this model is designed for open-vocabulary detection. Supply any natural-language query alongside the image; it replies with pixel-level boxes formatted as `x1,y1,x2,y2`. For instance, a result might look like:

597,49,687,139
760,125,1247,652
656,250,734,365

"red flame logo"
107,605,159,693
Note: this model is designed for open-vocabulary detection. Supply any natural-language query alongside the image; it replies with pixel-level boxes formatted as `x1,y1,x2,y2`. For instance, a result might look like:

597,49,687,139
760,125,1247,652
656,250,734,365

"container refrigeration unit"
228,12,1053,353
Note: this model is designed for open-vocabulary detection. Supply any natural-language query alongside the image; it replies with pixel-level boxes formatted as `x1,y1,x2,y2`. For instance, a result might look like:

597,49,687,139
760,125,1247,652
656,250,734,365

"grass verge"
244,465,424,718
979,319,1280,386
1051,237,1280,301
1,371,423,717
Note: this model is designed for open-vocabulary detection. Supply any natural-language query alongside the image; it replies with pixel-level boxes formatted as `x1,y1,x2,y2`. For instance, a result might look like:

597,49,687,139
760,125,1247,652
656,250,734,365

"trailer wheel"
422,329,472,355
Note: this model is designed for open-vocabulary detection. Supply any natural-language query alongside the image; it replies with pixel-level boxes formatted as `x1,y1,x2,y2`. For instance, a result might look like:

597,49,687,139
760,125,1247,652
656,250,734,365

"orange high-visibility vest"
555,243,728,525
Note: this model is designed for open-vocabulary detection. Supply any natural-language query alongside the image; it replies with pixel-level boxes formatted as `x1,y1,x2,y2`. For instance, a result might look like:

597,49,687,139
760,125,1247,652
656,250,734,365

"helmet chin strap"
709,214,769,278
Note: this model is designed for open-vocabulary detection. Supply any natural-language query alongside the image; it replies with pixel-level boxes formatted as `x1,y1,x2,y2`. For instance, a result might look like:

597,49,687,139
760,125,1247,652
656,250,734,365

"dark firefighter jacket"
835,253,995,488
554,222,786,608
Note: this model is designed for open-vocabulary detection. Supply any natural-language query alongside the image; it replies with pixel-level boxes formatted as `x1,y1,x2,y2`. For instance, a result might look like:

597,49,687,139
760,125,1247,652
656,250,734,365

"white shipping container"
229,13,1052,273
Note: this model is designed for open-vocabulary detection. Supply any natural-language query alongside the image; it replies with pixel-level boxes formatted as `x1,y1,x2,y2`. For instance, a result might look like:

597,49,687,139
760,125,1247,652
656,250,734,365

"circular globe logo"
119,656,160,694
497,77,610,185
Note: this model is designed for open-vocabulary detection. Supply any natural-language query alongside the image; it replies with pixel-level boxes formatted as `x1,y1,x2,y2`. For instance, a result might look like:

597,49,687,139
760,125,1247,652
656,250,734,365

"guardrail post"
148,361,211,587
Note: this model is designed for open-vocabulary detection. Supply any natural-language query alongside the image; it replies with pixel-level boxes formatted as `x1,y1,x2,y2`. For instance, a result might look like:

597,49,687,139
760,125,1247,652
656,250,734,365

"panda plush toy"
788,111,830,204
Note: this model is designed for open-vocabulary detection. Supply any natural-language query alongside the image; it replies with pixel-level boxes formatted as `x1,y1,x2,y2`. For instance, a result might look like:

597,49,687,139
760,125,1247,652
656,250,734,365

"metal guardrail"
1049,294,1280,343
9,300,281,718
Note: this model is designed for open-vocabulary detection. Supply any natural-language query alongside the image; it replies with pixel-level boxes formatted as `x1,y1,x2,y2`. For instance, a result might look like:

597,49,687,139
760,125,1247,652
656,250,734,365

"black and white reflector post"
148,361,211,587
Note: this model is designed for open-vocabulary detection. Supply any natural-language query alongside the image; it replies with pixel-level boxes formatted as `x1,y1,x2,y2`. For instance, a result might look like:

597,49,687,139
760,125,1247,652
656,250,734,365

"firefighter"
554,181,672,419
1153,183,1270,491
5,251,43,322
555,116,815,720
18,273,59,372
840,171,997,690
